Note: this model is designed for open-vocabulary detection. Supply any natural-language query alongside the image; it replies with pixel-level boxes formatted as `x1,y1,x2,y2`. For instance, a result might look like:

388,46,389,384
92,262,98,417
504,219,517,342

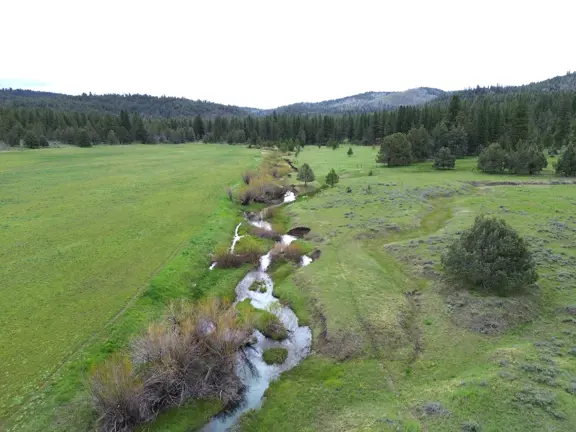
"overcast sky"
1,0,574,108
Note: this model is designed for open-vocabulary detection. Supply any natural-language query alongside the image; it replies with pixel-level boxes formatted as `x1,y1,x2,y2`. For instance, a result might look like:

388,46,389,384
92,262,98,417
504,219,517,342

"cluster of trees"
0,107,206,147
477,142,547,174
1,82,575,152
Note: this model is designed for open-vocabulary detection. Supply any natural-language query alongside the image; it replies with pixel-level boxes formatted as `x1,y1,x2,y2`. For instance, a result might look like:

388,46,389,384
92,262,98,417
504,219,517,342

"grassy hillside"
240,147,576,431
0,144,257,429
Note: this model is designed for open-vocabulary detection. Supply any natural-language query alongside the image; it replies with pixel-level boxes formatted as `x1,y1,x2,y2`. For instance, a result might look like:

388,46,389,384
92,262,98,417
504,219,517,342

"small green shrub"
262,348,288,365
236,300,288,341
442,216,538,295
478,143,507,173
433,147,456,170
258,312,288,340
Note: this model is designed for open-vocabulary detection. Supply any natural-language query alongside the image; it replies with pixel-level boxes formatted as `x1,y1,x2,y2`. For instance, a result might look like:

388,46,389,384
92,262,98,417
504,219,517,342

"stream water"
202,192,312,431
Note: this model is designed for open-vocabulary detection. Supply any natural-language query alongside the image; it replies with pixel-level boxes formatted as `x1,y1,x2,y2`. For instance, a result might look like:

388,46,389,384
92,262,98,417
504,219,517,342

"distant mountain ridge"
266,87,445,115
1,72,574,118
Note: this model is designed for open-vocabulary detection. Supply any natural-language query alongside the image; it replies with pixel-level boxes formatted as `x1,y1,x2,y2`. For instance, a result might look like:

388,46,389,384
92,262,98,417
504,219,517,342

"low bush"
263,348,288,365
236,175,286,205
250,226,282,242
271,243,305,265
258,312,288,340
236,299,288,341
442,216,538,295
212,248,250,268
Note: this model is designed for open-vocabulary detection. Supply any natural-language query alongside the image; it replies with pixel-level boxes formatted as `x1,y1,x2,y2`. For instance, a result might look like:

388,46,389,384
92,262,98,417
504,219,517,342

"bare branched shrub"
241,170,257,185
89,299,251,431
89,355,148,431
225,187,233,201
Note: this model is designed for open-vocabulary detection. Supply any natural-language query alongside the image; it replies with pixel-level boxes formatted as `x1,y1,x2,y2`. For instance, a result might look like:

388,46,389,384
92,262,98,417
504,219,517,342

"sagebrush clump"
442,216,538,295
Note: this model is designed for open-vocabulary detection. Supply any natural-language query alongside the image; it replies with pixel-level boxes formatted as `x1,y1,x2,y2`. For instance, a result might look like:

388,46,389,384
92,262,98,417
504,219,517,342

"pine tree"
347,146,353,157
507,141,547,175
325,168,339,187
193,115,204,139
445,125,469,157
510,100,529,149
23,131,40,149
554,96,572,148
107,130,119,144
76,129,92,147
407,125,432,161
442,216,537,295
297,163,315,186
433,147,455,170
447,95,462,127
119,110,132,133
555,145,576,176
38,135,49,147
376,133,412,167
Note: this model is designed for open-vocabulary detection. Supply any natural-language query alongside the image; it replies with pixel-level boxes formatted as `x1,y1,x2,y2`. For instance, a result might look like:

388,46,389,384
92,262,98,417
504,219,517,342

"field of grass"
240,146,576,431
0,144,257,430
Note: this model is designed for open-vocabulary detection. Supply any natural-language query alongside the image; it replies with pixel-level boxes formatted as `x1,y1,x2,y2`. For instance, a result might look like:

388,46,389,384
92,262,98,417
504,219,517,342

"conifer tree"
555,145,576,176
376,133,412,167
478,143,507,173
347,146,353,157
297,163,315,186
38,135,49,147
407,125,432,161
107,130,119,144
433,147,455,170
325,168,339,187
76,129,92,147
23,131,40,149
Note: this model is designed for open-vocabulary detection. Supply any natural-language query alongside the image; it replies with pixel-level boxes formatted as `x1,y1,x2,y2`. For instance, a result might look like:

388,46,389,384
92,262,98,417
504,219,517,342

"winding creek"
203,191,313,431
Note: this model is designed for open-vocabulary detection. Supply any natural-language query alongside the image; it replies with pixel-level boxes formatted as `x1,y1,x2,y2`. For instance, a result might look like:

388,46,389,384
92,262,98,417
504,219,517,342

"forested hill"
267,87,445,115
449,71,576,98
0,87,445,118
0,89,257,118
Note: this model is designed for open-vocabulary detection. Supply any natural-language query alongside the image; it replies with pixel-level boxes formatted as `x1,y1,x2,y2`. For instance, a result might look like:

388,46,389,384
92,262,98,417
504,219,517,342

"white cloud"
2,0,574,108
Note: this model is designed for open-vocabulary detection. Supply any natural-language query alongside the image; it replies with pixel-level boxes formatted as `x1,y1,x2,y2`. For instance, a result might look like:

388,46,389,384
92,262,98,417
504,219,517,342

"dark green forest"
1,73,575,154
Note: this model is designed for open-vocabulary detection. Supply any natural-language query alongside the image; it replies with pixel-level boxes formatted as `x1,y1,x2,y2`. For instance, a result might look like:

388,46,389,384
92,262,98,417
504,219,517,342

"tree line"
1,89,575,152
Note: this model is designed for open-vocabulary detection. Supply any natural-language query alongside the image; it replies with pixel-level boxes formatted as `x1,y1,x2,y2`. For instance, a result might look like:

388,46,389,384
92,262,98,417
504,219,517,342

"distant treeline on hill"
1,81,575,154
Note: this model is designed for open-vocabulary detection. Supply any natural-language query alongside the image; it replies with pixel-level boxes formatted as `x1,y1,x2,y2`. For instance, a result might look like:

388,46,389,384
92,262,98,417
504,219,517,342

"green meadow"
0,144,256,430
240,146,576,431
3,144,576,432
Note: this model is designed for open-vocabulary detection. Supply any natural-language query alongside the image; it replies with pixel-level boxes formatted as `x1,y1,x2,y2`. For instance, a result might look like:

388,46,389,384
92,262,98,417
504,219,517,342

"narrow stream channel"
202,192,312,431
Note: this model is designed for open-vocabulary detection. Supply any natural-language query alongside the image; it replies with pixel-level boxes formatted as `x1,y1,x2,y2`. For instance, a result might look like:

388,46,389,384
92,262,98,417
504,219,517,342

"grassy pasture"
0,144,256,428
241,146,576,431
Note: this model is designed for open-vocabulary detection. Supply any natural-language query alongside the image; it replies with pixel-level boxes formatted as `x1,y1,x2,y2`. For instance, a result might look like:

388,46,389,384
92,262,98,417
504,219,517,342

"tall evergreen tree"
447,95,462,127
407,125,432,161
510,100,530,149
76,129,92,147
297,163,315,186
325,168,339,187
193,115,205,139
